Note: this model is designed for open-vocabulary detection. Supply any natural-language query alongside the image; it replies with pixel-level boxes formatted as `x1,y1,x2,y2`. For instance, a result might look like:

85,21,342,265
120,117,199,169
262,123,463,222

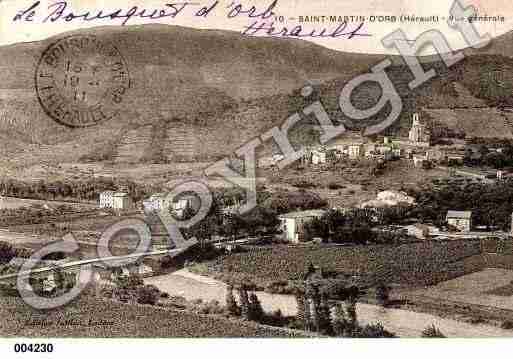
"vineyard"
0,296,306,338
197,241,482,289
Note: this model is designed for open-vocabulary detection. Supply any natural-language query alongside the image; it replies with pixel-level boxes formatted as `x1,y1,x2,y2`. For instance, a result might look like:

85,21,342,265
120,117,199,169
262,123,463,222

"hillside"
0,24,382,167
1,25,513,170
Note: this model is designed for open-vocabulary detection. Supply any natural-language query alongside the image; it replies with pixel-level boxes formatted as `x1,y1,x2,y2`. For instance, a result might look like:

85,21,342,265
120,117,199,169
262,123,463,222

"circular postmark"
35,35,131,128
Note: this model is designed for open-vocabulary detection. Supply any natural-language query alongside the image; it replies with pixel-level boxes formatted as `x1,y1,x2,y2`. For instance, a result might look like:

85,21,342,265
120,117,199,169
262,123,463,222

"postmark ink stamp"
35,35,131,128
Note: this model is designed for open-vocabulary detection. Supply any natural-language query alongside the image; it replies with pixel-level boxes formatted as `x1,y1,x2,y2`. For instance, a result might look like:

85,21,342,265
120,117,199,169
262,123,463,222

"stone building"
446,210,472,232
278,209,326,243
99,191,133,210
348,144,364,159
408,113,430,146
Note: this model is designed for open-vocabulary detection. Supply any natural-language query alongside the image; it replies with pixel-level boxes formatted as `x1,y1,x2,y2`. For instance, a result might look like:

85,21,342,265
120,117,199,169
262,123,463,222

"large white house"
143,193,199,217
278,209,326,243
99,191,133,210
446,210,472,232
142,193,168,213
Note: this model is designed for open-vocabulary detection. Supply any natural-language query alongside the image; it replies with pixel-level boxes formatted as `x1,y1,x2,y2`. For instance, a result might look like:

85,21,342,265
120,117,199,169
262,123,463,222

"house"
172,194,201,218
99,191,133,210
42,273,57,293
360,190,415,209
311,149,327,165
405,223,433,239
446,210,472,232
413,154,429,168
278,209,326,243
131,263,153,277
143,193,199,217
348,144,364,159
110,267,130,282
447,153,464,166
408,113,430,146
143,193,168,213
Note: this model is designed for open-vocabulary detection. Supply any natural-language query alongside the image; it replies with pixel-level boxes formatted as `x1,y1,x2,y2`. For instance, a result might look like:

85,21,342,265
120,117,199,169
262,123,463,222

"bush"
293,180,315,189
357,322,396,338
422,324,446,338
198,300,225,315
501,320,513,330
327,183,345,190
0,242,15,264
137,285,161,305
375,283,391,306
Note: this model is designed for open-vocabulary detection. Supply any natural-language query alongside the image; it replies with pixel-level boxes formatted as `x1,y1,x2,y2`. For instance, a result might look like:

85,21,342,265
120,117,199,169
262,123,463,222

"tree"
0,242,15,264
137,284,160,305
293,285,311,331
249,292,264,322
375,282,391,307
331,303,348,337
238,286,251,321
317,292,334,336
345,296,358,332
225,285,240,316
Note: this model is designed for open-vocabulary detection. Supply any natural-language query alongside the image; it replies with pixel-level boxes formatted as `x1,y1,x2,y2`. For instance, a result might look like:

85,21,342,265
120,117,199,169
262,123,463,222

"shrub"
137,285,161,305
327,183,345,190
375,283,391,306
357,322,396,338
0,242,15,264
422,324,446,338
501,320,513,330
198,300,225,315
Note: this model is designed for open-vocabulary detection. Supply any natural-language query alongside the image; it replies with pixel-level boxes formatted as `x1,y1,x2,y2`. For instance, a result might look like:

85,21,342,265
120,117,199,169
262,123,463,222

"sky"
0,0,512,54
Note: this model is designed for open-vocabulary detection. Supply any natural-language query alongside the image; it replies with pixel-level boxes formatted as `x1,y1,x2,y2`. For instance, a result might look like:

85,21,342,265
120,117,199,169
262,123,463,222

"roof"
112,192,129,197
446,210,472,219
278,209,326,219
146,193,166,201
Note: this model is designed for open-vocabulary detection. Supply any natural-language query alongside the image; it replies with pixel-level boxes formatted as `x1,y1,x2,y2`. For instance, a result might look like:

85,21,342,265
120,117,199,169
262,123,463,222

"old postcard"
0,0,513,355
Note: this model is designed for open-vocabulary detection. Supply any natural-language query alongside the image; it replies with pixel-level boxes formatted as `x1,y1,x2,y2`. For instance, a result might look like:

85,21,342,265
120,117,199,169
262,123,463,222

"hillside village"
4,24,513,339
3,94,513,338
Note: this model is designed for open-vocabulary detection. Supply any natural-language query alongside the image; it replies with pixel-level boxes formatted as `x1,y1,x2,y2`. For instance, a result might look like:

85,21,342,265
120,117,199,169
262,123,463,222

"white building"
446,210,472,232
413,154,429,168
311,150,327,165
143,193,199,217
42,273,57,293
408,113,430,146
143,193,168,213
360,190,416,209
278,209,326,243
348,144,364,159
99,191,133,210
131,263,153,277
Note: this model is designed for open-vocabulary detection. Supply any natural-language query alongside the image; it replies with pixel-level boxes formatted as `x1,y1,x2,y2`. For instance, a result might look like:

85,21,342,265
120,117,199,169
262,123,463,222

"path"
146,269,513,338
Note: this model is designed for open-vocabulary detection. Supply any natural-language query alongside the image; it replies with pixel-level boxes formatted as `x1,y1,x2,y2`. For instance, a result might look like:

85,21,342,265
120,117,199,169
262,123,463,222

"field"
194,241,482,289
408,268,513,312
0,295,306,338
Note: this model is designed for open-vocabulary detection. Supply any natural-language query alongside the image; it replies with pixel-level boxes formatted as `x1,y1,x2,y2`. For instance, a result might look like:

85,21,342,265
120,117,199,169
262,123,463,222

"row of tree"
184,187,329,245
0,177,158,203
302,208,408,244
410,180,513,231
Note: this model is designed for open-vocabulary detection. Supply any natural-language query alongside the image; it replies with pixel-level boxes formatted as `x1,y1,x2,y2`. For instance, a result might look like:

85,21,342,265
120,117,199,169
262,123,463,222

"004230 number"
14,343,54,353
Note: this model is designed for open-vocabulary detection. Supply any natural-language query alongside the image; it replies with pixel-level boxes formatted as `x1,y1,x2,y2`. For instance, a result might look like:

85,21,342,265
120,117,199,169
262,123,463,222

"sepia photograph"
0,0,513,356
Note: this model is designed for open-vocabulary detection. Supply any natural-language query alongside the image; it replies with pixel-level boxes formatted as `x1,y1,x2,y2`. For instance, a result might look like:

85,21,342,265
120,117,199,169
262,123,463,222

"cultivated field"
0,295,306,338
408,268,513,312
194,241,482,289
